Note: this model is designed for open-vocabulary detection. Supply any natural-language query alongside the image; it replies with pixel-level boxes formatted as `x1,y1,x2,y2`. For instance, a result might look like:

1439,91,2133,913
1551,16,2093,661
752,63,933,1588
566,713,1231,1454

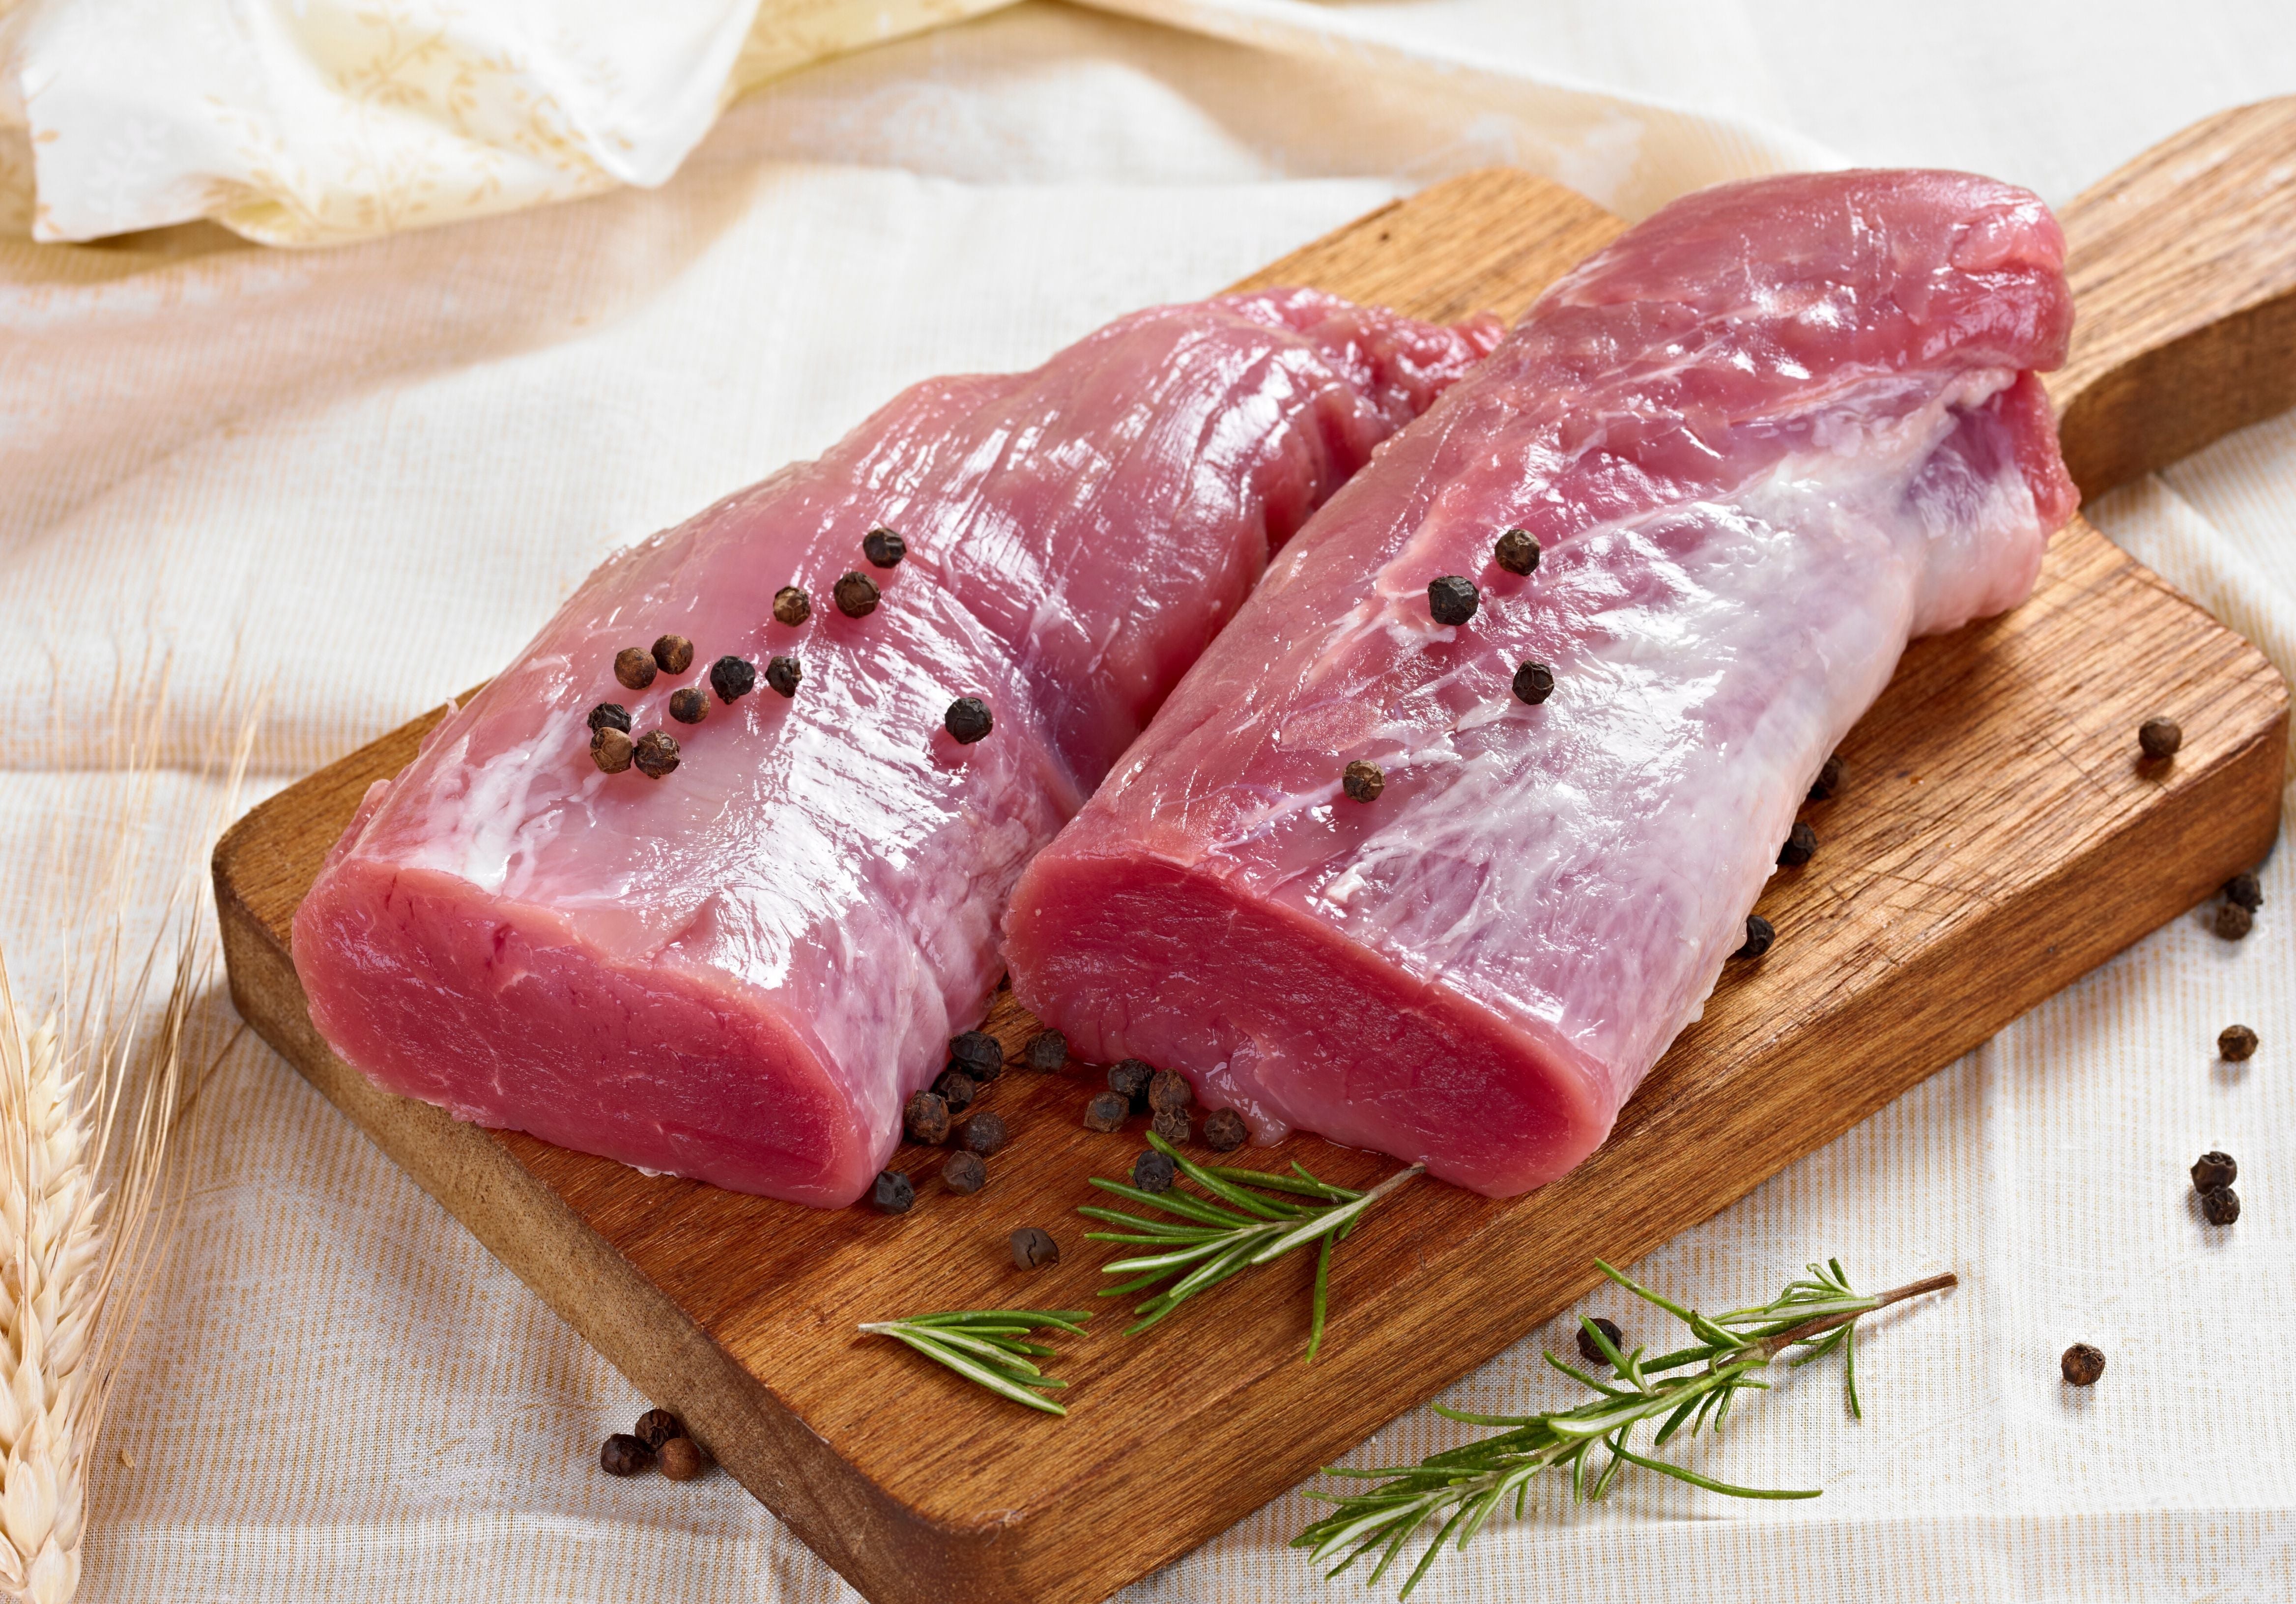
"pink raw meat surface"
292,289,1501,1206
1004,172,2080,1198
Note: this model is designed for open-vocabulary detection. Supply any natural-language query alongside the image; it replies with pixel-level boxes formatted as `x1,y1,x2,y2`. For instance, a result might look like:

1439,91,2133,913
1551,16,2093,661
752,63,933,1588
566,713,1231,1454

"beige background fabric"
3,3,2296,1599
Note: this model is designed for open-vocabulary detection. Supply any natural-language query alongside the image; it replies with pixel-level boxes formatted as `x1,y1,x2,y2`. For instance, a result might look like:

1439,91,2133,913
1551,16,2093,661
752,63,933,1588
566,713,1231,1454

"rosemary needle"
1079,1131,1423,1359
1293,1258,1957,1597
858,1309,1092,1417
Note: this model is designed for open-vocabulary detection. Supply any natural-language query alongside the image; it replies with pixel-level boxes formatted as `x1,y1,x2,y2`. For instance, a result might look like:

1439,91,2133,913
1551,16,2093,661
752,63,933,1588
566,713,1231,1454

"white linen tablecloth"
4,4,2295,1600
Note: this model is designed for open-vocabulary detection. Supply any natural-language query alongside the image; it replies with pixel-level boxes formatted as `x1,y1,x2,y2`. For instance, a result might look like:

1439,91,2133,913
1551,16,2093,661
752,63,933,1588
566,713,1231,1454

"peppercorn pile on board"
216,100,2296,1604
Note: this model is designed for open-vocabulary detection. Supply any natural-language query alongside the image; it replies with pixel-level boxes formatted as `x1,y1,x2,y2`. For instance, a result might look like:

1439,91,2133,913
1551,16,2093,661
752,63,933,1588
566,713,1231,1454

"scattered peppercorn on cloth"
4,3,2296,1601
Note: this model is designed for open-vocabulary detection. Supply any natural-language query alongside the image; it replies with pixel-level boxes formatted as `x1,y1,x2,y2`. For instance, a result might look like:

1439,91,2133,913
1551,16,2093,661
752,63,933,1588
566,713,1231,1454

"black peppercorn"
2225,872,2264,912
772,586,812,627
1202,1108,1248,1152
2219,1025,2260,1062
669,687,709,725
2138,716,2182,761
710,655,756,703
1148,1070,1193,1115
1493,527,1541,576
1733,915,1775,960
2192,1150,2238,1190
2216,901,2254,941
932,1068,978,1113
871,1170,915,1213
632,730,681,779
1808,753,1845,801
658,1437,706,1482
1512,662,1555,705
941,1149,986,1194
634,1408,684,1449
1082,1091,1128,1132
1150,1107,1192,1146
1575,1316,1624,1367
945,696,994,744
1109,1058,1154,1111
2061,1343,2106,1387
863,527,907,568
614,647,658,690
1133,1150,1177,1193
962,1111,1009,1157
834,571,880,618
950,1031,1005,1080
1427,574,1479,627
591,727,635,774
2202,1184,2241,1225
601,1433,653,1476
588,702,631,735
765,656,802,698
652,634,694,675
1010,1226,1059,1269
1343,760,1385,802
1024,1030,1067,1072
1778,822,1817,867
903,1090,950,1146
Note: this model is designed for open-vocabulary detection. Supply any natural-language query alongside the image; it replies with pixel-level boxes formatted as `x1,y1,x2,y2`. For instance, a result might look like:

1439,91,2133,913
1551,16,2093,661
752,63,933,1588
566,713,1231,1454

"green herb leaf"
1080,1132,1422,1358
859,1308,1093,1417
1292,1259,1955,1597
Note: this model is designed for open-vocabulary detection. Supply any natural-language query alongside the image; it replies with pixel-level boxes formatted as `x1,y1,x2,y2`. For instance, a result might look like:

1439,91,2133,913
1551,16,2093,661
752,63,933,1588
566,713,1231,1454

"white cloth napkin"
0,0,1018,242
3,4,2295,1601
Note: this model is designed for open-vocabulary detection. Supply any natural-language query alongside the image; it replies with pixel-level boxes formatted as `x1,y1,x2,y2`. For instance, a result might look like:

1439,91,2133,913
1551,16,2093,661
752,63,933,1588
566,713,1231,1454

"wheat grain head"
0,668,261,1604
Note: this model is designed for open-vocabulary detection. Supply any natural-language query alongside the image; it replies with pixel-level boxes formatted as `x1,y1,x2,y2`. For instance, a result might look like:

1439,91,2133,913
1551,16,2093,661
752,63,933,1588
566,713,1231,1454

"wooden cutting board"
215,101,2296,1604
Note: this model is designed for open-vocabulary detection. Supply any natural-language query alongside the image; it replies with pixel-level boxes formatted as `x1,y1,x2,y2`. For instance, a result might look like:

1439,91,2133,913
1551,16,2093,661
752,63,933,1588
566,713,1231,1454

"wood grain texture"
216,114,2296,1604
2050,97,2296,499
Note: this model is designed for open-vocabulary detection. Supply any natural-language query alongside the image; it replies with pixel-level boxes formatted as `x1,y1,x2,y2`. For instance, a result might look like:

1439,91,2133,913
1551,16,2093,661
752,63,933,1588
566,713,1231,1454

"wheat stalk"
0,669,260,1603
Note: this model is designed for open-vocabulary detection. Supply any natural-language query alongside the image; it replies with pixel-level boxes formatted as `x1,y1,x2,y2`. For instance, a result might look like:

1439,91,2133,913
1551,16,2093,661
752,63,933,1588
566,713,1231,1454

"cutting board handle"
2050,96,2296,500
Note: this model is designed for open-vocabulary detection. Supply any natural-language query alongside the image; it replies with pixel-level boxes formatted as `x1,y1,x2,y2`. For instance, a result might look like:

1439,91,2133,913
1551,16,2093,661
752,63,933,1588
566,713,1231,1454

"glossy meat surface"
293,289,1503,1205
1005,172,2079,1197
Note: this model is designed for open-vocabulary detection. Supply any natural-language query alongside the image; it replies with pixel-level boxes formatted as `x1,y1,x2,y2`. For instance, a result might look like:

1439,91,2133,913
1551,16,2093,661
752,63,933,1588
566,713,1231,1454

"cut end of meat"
293,861,884,1207
1004,848,1610,1197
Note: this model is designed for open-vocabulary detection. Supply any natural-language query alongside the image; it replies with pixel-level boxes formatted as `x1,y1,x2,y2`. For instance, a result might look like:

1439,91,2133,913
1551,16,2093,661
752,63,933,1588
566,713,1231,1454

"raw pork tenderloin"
1004,172,2080,1197
294,290,1502,1205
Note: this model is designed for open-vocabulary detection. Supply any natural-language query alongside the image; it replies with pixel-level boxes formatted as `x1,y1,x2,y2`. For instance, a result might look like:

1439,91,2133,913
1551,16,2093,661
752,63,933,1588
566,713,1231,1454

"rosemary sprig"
858,1309,1092,1417
1295,1258,1957,1597
1079,1130,1424,1358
